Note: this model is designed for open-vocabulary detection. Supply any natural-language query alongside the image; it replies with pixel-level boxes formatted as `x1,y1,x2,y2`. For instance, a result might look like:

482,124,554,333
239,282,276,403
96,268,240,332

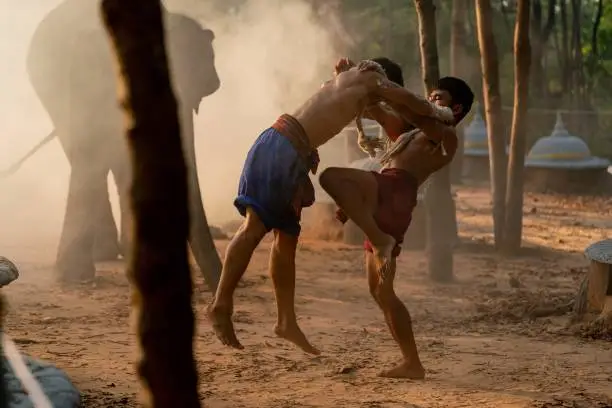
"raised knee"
318,168,332,189
318,167,342,190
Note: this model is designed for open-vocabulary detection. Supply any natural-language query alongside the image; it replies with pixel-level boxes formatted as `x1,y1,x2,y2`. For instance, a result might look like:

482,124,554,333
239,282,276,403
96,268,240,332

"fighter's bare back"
291,67,384,149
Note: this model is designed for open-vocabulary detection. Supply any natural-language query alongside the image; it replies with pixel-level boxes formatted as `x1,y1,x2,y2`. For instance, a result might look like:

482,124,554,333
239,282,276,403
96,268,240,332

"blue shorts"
234,127,310,236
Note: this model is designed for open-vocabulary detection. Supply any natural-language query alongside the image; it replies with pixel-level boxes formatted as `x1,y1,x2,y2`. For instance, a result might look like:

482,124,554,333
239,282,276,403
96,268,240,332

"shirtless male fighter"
207,58,453,355
320,62,474,378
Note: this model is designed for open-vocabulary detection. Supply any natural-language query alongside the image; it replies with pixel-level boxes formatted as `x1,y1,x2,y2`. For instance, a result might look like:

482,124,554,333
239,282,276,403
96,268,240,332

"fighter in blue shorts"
208,58,454,354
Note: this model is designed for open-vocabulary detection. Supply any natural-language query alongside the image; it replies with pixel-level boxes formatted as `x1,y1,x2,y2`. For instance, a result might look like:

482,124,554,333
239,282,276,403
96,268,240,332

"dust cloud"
190,0,346,223
0,1,66,249
0,0,347,249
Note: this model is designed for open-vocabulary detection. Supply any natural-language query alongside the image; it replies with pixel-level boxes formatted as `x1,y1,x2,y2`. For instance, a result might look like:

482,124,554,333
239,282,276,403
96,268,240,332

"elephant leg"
93,169,121,262
110,161,132,257
56,161,108,282
181,112,221,293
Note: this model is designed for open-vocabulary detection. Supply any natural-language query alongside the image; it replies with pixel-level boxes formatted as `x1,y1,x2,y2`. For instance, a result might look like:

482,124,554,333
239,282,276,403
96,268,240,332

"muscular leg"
366,252,425,379
269,230,320,355
208,207,267,349
366,252,394,332
319,167,395,273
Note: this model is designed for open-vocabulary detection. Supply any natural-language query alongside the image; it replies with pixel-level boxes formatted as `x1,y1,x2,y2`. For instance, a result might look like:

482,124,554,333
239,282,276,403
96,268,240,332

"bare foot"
274,323,321,355
372,234,396,282
378,361,425,379
207,303,244,350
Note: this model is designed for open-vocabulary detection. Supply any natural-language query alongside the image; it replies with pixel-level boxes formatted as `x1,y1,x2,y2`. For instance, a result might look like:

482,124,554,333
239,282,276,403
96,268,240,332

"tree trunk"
475,0,507,249
100,0,200,406
502,0,531,254
559,0,572,101
570,0,584,107
450,0,468,185
530,0,556,101
586,0,604,100
414,0,455,282
530,39,545,100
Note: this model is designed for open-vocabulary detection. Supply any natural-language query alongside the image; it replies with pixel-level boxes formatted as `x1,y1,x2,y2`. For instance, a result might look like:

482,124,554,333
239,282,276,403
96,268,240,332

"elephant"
18,0,222,288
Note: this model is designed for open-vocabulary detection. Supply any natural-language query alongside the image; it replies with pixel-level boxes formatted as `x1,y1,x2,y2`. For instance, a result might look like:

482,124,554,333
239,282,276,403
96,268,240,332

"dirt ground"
2,186,612,408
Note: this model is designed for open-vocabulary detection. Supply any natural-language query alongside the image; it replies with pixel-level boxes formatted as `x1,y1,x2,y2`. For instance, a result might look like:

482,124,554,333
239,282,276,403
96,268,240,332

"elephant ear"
165,13,220,108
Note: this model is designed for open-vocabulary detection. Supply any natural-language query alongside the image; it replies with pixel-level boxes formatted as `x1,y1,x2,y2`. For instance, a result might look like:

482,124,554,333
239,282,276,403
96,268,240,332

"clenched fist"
334,57,355,76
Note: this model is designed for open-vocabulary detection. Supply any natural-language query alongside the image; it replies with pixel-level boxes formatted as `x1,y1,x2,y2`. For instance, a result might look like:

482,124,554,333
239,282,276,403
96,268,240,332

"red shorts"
336,168,418,257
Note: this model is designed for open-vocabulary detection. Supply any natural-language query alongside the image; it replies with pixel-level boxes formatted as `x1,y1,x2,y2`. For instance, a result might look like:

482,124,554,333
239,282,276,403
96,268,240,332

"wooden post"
475,0,507,249
604,263,612,316
100,0,200,406
403,202,427,250
586,261,611,313
575,240,612,320
502,0,531,254
449,0,468,184
414,0,456,282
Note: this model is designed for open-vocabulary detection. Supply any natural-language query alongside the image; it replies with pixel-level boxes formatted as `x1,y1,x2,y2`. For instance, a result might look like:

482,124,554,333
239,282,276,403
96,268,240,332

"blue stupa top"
525,112,610,169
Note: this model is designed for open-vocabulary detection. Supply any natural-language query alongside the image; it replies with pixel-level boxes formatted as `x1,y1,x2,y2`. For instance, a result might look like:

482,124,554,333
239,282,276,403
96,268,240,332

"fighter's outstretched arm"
375,79,454,124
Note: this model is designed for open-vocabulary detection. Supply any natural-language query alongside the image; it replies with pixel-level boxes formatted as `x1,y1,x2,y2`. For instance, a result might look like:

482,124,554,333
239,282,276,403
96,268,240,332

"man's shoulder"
445,125,459,141
420,118,457,137
438,125,458,148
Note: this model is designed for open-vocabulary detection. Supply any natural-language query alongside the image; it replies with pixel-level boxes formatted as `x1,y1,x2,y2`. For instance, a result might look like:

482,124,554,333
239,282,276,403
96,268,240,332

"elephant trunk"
181,110,222,293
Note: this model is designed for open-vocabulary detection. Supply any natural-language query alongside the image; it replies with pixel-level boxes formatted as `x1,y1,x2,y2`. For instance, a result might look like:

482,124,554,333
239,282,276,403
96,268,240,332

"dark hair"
436,76,474,123
371,57,404,87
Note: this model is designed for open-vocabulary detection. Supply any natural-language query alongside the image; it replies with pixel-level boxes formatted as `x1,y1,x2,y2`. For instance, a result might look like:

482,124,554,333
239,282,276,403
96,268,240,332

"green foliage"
342,0,612,109
342,1,419,72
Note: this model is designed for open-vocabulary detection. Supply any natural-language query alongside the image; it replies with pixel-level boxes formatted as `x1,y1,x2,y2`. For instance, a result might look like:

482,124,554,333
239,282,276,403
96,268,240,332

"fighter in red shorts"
320,58,474,379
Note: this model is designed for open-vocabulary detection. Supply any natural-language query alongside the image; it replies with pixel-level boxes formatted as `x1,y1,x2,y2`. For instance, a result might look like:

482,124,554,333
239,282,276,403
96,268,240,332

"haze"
0,0,346,249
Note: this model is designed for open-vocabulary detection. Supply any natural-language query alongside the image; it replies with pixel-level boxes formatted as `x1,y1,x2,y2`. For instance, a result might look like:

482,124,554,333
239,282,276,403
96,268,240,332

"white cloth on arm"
432,104,455,125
